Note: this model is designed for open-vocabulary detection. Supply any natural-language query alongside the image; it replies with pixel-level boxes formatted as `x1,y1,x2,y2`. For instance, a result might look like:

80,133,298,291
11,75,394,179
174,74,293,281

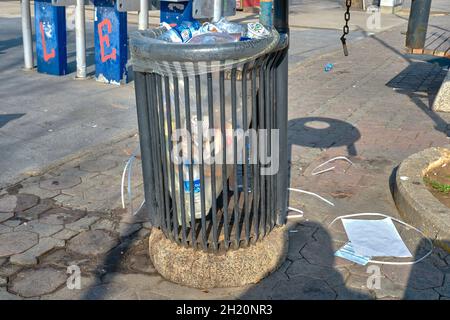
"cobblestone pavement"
1,19,450,299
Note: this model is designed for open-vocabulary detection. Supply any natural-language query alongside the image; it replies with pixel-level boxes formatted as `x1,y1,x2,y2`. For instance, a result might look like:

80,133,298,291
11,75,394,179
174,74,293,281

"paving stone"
136,228,151,239
65,216,100,232
40,175,81,191
0,231,39,257
116,223,141,238
14,194,39,212
373,277,406,299
142,222,152,229
0,263,23,277
120,206,151,223
434,276,450,297
300,240,335,267
15,199,54,220
52,228,79,241
2,220,22,227
80,159,118,173
102,273,207,300
39,207,86,225
127,254,157,274
403,261,445,290
0,212,13,223
91,219,117,232
10,267,67,298
0,224,12,234
68,230,119,256
403,288,440,300
0,287,21,300
15,220,64,237
10,238,65,266
19,184,61,200
0,195,17,212
271,276,336,300
334,284,373,300
40,276,102,300
286,258,346,289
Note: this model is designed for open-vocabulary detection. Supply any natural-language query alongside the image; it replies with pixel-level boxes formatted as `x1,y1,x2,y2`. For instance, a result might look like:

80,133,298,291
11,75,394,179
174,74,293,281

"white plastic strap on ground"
121,147,145,215
311,156,354,176
288,187,335,207
328,212,434,265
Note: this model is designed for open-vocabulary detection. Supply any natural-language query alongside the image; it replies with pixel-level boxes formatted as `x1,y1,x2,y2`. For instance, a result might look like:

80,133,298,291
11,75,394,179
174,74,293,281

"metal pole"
406,0,432,49
21,0,34,70
75,0,86,78
213,0,223,22
274,0,289,225
139,0,148,30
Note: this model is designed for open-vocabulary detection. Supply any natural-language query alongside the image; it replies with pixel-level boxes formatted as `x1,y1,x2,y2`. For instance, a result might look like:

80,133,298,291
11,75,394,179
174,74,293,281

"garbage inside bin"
157,18,270,44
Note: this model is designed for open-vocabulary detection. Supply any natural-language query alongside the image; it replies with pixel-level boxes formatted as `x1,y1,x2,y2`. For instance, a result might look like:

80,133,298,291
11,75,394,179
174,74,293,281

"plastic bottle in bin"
158,21,201,43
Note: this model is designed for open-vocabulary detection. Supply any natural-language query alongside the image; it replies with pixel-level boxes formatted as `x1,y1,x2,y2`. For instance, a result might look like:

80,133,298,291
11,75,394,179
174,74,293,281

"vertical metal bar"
264,56,272,232
173,76,188,245
207,71,219,250
156,74,173,239
21,0,34,70
231,67,240,247
259,58,267,238
134,72,157,225
75,0,86,78
274,0,289,226
146,74,167,233
195,73,208,250
139,0,149,30
406,0,432,49
184,76,197,247
274,0,289,34
275,49,289,225
242,64,250,245
251,61,260,243
164,76,180,244
219,69,230,249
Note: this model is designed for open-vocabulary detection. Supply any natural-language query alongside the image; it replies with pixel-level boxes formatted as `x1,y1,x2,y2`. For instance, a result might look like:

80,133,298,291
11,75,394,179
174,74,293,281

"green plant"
424,176,450,193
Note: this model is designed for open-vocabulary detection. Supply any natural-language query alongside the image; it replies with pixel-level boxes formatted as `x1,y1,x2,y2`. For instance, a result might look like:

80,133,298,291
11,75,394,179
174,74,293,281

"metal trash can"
130,27,288,252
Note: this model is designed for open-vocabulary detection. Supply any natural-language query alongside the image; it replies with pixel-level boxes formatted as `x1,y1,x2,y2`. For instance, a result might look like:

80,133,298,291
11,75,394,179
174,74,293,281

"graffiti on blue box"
94,2,128,85
35,0,67,75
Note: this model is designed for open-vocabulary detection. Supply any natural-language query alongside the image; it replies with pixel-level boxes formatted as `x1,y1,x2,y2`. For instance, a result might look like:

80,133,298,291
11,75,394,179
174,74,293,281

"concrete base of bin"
148,226,288,289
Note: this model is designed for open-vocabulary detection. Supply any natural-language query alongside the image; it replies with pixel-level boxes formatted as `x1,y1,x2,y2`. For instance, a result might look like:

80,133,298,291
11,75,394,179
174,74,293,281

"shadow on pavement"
0,113,25,129
288,116,361,156
239,221,373,299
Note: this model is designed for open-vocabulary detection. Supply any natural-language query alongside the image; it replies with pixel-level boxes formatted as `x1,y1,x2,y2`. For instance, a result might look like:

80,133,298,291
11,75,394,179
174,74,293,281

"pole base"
148,226,288,289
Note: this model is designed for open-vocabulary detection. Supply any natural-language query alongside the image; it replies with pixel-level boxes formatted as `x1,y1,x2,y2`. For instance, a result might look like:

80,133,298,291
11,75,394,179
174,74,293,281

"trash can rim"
129,27,281,64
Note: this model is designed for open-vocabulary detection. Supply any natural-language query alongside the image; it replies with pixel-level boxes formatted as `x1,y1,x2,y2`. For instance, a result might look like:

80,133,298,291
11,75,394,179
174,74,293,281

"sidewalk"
1,10,450,298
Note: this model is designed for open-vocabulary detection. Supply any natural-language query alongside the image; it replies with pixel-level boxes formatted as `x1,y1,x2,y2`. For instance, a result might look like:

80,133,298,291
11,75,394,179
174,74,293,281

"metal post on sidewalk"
406,0,432,49
274,0,289,225
138,0,148,30
21,0,34,70
75,0,86,78
213,0,223,22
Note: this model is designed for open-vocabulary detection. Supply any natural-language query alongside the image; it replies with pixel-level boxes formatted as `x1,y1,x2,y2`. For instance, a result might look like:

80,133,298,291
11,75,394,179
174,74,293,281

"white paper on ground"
341,217,413,258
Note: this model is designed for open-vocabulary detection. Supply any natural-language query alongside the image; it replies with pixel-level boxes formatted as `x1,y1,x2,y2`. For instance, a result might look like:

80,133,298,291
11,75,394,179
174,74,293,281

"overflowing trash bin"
130,20,288,252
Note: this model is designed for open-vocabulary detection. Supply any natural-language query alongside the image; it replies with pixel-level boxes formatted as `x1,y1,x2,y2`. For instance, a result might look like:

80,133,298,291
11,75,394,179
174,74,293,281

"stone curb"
393,146,450,252
433,69,450,112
